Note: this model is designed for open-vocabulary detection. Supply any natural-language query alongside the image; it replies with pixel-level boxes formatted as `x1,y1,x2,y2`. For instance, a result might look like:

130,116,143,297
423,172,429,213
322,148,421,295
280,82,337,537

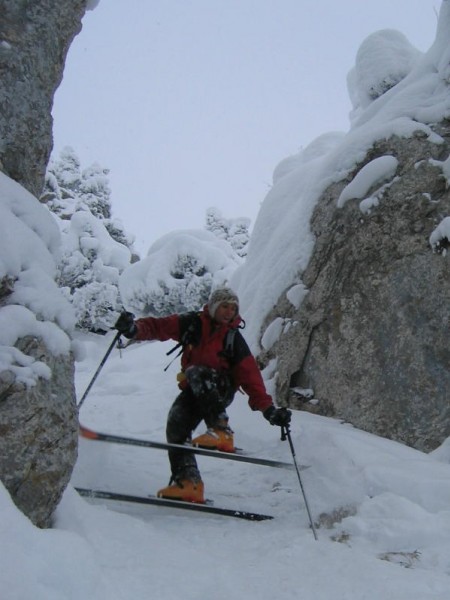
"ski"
79,424,303,471
76,487,273,521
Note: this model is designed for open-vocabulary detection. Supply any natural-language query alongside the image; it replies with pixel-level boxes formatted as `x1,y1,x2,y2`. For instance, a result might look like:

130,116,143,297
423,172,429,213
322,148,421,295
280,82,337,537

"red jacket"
134,307,273,412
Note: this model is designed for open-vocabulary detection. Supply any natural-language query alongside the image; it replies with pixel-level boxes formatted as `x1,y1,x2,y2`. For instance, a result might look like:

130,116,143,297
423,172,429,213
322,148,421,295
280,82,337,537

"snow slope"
2,332,450,599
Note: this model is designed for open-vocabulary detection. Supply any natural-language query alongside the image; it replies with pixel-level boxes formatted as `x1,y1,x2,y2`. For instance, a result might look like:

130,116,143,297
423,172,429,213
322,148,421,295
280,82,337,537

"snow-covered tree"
120,229,242,317
41,147,135,331
78,162,112,220
42,146,135,249
205,207,251,257
41,146,82,219
57,211,132,331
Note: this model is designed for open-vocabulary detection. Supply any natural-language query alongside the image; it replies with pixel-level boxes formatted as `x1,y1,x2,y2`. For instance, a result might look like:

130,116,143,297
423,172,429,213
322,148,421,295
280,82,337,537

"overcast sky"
52,1,440,255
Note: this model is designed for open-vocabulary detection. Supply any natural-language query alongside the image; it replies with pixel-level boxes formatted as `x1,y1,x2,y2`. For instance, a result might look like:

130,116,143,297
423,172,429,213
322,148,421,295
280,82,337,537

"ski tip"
79,424,99,440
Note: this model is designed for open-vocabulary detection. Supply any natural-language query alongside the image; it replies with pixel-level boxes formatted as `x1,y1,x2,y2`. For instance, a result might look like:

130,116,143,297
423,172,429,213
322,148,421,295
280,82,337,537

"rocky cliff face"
0,337,78,528
0,0,87,197
270,127,450,452
241,3,450,453
0,0,88,527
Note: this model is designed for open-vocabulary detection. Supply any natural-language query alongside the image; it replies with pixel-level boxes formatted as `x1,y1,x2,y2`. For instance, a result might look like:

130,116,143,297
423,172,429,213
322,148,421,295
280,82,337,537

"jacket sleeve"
134,314,181,342
232,355,274,412
231,332,274,412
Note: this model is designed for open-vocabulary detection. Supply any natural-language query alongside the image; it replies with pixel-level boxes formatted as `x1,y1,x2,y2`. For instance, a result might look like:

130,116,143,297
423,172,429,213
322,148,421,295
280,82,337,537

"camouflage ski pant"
165,366,235,482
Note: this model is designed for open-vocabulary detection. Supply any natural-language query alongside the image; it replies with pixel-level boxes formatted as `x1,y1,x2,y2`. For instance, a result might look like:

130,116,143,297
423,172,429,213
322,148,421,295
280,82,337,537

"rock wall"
269,126,450,452
0,0,88,526
0,0,87,197
0,337,78,528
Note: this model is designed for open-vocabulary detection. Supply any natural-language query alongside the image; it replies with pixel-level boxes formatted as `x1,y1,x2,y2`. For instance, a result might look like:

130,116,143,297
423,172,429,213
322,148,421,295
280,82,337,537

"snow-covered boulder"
234,2,450,452
0,169,78,528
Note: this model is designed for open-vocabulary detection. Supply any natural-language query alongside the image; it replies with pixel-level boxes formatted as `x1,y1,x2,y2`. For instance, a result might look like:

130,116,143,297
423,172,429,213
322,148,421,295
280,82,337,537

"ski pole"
77,331,122,409
281,424,318,540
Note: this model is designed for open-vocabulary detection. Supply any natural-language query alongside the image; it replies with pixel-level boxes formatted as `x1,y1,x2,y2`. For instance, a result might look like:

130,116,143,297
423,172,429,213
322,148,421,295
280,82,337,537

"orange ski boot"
157,478,205,504
192,426,235,453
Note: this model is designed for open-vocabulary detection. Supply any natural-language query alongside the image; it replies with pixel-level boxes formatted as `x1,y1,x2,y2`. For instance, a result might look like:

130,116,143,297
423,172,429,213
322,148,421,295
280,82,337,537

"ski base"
79,424,307,471
76,487,273,521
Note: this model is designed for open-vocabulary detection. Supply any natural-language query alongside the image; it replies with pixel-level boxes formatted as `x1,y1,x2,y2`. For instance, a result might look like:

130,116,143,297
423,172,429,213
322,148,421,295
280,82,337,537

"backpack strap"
164,312,202,371
218,327,238,364
224,328,237,356
165,313,242,372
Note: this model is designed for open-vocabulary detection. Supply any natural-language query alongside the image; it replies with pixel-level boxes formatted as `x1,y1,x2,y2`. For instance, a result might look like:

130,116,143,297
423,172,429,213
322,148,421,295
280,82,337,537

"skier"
114,287,291,503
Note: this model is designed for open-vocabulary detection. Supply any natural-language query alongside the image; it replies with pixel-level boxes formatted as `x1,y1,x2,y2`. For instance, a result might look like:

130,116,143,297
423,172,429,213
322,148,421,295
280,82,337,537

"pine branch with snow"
120,229,242,316
205,207,251,258
41,147,135,332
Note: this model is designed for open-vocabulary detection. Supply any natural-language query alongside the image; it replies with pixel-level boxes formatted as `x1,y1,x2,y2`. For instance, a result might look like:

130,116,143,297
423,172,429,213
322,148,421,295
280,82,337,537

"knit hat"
207,287,239,318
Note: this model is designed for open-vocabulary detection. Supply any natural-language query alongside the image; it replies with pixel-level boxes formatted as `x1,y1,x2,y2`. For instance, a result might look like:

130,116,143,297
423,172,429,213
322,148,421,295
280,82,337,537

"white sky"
52,0,440,255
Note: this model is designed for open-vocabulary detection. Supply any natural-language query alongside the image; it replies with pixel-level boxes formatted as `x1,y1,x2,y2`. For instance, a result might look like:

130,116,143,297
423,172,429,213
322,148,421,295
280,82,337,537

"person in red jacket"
115,287,291,503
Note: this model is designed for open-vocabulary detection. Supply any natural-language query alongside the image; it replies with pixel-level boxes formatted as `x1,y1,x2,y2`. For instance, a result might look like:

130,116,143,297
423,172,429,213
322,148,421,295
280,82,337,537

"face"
214,302,238,324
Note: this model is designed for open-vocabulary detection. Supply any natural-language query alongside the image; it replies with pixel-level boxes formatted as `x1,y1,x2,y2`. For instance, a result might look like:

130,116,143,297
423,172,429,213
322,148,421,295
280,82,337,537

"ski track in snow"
59,331,450,600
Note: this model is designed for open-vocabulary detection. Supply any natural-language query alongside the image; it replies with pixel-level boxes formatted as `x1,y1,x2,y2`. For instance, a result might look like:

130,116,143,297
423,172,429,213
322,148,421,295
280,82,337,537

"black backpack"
164,311,238,370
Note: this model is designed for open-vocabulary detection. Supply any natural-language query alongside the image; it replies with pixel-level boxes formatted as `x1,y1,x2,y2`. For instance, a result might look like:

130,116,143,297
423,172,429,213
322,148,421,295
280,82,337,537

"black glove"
114,311,137,338
263,406,292,427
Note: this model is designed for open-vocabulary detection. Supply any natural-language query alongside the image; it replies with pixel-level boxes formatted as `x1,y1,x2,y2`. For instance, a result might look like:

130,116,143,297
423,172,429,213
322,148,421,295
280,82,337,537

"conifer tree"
205,207,250,257
120,229,241,317
41,147,135,332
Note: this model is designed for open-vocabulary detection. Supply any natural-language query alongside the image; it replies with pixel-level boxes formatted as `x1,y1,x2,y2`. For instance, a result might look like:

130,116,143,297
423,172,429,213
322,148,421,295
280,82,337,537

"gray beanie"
207,287,239,318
